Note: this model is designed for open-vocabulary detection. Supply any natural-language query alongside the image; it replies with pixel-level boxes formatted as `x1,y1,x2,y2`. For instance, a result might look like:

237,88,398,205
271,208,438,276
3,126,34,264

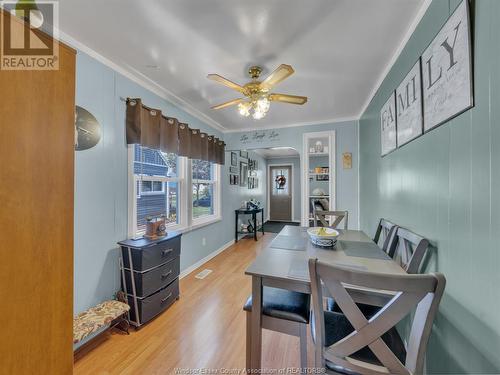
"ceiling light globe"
238,102,251,117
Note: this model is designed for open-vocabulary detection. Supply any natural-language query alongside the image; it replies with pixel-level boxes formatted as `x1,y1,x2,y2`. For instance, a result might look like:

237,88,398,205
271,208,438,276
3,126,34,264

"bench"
73,300,130,344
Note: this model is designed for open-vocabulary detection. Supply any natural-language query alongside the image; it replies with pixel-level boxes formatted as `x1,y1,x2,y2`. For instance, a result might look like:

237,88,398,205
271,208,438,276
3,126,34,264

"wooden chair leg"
299,323,307,369
246,311,252,371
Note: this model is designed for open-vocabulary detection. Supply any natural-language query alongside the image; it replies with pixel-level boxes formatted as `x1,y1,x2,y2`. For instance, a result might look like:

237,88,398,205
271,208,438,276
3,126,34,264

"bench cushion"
73,300,130,344
243,286,310,324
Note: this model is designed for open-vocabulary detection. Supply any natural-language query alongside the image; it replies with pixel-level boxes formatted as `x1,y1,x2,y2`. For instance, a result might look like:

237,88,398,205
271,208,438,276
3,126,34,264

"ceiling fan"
207,64,307,120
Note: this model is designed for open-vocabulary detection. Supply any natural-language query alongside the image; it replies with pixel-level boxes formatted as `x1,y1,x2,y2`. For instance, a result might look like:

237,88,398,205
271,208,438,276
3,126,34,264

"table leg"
253,213,257,241
235,211,238,243
261,209,264,236
250,276,262,370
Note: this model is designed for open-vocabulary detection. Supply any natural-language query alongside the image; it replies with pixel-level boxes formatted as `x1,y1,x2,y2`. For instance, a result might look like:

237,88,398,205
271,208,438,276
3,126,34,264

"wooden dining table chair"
309,258,446,375
313,210,348,229
373,218,398,254
388,227,430,274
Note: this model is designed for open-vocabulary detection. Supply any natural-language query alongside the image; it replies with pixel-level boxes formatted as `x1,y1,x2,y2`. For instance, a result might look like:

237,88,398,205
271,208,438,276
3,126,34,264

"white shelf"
309,173,329,176
309,195,329,198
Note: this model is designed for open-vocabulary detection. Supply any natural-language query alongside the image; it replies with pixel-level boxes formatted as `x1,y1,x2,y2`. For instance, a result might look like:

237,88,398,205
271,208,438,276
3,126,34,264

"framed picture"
380,92,397,156
396,59,423,147
316,174,329,181
231,152,237,166
240,150,248,159
229,166,238,174
422,0,473,131
239,161,248,187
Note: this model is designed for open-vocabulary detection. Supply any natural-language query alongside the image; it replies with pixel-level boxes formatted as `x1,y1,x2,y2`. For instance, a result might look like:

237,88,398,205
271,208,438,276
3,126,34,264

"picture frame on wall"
240,150,248,159
396,59,423,147
239,161,248,187
380,92,397,156
421,0,473,132
231,152,237,166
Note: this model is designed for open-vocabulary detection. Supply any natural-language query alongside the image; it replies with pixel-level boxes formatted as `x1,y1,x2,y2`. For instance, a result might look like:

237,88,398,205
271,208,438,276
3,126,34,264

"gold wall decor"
343,152,352,169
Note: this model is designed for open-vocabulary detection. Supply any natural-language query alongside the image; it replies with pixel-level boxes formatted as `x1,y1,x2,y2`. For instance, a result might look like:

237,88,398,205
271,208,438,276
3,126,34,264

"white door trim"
267,163,295,222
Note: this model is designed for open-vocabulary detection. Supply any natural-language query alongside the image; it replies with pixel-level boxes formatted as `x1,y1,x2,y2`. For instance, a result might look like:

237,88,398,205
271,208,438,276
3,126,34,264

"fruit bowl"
307,227,339,247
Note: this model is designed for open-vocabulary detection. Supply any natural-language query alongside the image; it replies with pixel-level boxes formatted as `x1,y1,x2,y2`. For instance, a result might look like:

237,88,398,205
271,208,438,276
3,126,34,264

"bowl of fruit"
307,227,339,247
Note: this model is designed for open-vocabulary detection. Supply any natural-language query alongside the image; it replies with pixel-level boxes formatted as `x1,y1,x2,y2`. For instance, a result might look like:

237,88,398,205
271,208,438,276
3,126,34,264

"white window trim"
128,146,222,239
138,179,165,195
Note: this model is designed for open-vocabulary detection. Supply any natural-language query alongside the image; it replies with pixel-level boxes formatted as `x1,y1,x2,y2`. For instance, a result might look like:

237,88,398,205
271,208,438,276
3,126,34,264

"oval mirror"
75,106,101,151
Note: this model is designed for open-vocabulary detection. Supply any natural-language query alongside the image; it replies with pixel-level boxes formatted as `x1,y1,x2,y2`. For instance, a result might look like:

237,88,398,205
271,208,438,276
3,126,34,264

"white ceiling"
58,0,426,132
252,148,300,159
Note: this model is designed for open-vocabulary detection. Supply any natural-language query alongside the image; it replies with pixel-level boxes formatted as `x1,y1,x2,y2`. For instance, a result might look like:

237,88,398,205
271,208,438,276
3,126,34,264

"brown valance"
125,98,225,164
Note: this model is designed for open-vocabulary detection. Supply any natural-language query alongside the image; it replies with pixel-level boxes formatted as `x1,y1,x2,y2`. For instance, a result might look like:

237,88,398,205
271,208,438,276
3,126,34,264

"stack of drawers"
118,232,181,327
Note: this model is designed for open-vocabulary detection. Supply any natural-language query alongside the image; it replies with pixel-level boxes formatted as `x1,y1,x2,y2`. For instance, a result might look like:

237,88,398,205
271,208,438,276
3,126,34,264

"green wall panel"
359,0,500,373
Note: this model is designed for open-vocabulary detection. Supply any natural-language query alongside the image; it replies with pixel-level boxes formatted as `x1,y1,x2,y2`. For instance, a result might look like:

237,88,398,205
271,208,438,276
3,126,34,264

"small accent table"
235,208,264,242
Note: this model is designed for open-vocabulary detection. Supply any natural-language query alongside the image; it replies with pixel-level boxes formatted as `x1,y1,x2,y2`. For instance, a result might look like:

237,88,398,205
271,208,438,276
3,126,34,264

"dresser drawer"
121,235,181,271
128,278,179,325
123,256,180,298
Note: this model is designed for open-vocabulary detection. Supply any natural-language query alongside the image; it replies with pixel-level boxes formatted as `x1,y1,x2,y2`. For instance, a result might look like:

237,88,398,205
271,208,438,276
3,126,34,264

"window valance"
125,98,225,164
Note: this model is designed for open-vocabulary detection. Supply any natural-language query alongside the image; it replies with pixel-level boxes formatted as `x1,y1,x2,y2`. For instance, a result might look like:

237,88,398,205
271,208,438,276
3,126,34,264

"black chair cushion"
321,311,406,368
243,287,310,324
326,298,381,318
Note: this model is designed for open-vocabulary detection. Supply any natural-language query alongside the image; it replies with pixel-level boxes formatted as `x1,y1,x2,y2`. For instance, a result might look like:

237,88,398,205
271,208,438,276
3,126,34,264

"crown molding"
58,31,227,133
357,0,432,119
223,115,359,134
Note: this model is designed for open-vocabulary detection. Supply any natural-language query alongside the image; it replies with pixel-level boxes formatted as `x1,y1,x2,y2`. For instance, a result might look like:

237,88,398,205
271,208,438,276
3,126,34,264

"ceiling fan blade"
269,93,308,105
211,98,245,110
260,64,294,90
207,74,245,93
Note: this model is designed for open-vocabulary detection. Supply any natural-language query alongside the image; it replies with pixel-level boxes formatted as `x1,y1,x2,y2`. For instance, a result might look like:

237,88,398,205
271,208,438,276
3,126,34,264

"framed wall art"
380,92,397,156
396,59,423,147
422,0,473,131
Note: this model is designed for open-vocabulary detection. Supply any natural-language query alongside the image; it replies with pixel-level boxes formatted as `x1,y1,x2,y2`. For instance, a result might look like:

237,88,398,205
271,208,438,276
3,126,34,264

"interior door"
269,166,292,221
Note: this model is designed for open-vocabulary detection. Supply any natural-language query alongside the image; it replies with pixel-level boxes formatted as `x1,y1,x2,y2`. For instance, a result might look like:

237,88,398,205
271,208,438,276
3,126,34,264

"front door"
269,166,292,221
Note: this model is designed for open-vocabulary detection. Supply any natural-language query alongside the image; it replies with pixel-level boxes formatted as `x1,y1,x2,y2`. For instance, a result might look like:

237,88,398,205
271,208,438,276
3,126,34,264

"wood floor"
74,234,314,374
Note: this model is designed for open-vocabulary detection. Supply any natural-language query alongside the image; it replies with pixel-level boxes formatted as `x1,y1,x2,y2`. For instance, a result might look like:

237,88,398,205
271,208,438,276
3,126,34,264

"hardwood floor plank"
74,234,313,374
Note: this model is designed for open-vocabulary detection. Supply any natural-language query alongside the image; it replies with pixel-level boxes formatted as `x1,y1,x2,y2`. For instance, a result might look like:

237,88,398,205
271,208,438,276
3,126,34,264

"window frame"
128,145,221,239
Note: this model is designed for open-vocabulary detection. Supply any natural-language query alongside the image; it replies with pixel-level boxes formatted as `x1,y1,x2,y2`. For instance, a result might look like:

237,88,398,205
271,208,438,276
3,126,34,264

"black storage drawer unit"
121,235,181,271
123,256,180,298
127,278,179,325
119,232,182,327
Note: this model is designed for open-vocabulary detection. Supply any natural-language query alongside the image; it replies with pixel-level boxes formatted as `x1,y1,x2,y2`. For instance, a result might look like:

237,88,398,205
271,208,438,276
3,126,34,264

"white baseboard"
179,239,235,279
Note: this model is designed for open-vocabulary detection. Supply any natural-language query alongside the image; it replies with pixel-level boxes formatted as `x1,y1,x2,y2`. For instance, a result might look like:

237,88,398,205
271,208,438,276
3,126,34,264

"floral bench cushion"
73,300,130,344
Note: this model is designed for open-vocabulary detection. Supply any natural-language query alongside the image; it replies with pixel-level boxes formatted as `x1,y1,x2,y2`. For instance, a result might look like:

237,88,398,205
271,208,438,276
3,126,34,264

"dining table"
244,225,408,370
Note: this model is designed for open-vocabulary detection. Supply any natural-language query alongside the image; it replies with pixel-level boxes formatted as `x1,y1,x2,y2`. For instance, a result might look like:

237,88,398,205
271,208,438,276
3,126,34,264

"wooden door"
269,166,292,221
0,11,76,374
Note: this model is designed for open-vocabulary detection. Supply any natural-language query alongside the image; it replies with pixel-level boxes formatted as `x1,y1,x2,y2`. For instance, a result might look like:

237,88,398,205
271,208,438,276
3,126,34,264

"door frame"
267,163,295,222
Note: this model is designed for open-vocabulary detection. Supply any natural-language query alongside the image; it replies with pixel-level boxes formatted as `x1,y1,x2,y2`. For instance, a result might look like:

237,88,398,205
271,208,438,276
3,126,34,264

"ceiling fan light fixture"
238,101,251,117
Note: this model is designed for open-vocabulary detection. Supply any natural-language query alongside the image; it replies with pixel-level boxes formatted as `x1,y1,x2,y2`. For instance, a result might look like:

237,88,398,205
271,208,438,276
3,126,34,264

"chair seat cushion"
243,287,310,324
322,311,406,367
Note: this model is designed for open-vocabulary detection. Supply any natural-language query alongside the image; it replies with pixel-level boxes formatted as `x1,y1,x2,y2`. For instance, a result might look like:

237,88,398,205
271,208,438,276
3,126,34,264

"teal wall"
359,0,500,373
74,51,235,323
225,120,359,228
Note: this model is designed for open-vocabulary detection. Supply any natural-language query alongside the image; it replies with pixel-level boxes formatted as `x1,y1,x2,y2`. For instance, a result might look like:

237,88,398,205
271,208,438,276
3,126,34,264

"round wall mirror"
75,106,101,151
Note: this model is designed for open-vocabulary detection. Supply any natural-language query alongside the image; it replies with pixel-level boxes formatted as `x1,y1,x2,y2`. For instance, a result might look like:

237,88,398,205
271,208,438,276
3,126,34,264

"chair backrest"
388,227,429,274
313,210,348,230
373,219,398,253
309,258,446,375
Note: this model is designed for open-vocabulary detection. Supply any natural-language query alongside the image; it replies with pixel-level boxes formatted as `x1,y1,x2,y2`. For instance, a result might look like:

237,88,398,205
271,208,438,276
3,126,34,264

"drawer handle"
161,270,172,279
161,293,173,303
161,249,174,256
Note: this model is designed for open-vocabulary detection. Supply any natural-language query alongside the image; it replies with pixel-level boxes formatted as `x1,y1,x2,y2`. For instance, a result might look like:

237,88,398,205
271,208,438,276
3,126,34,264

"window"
129,144,221,237
192,159,217,220
131,145,182,235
